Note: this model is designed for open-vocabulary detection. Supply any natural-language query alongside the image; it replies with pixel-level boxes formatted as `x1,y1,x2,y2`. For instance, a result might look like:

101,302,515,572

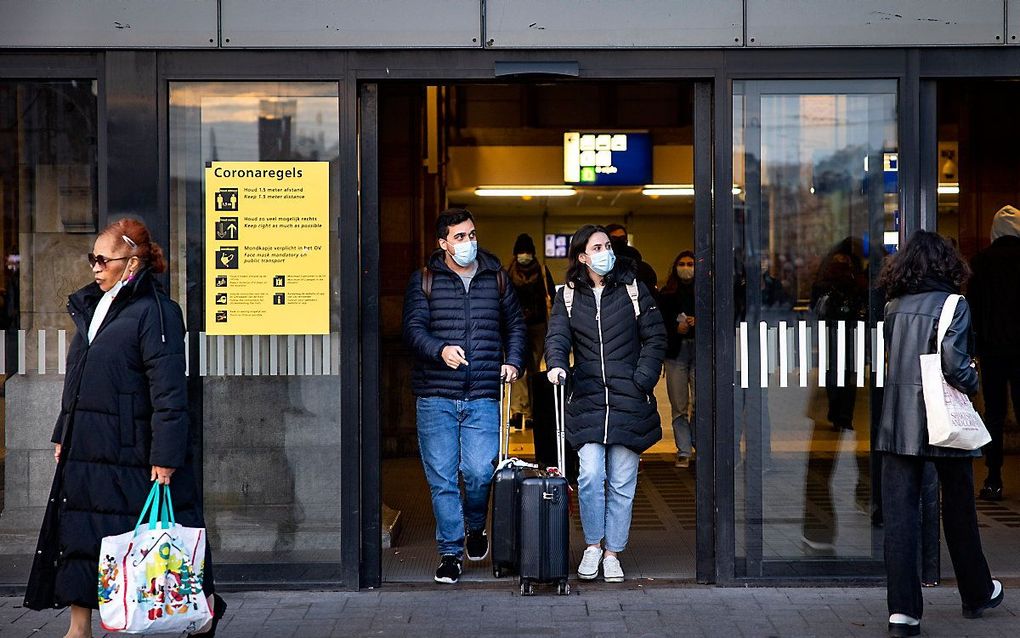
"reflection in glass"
170,83,342,567
0,80,98,586
733,81,897,571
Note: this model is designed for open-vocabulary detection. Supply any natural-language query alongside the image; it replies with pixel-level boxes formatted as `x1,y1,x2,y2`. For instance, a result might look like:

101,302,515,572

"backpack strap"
423,265,504,298
626,281,641,317
563,283,575,318
421,266,433,299
496,269,507,297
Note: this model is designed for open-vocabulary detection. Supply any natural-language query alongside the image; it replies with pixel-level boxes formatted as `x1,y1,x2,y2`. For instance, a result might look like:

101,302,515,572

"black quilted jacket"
403,248,526,400
25,269,211,610
544,268,667,454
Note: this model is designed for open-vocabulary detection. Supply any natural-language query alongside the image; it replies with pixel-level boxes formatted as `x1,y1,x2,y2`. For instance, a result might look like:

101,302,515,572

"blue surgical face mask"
450,240,478,267
587,249,616,276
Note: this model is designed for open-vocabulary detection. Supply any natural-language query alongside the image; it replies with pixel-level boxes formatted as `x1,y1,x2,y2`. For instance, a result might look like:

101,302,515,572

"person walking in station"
658,250,697,468
544,224,666,584
968,204,1020,501
506,232,556,431
402,208,526,584
877,230,1003,637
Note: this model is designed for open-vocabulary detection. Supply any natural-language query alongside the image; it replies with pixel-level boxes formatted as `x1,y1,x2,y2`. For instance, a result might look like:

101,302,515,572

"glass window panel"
0,80,99,586
169,82,341,568
733,80,897,572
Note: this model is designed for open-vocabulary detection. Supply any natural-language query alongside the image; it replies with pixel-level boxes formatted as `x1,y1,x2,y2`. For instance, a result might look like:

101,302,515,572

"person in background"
545,224,666,584
24,218,225,638
402,208,526,584
658,250,697,468
507,233,556,430
605,223,659,297
968,205,1020,501
877,230,1002,637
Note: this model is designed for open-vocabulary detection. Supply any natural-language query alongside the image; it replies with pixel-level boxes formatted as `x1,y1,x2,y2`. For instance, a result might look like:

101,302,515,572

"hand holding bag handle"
134,482,176,534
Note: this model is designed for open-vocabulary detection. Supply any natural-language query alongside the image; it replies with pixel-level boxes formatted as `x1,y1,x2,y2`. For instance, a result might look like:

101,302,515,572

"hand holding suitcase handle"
547,367,567,385
550,378,568,486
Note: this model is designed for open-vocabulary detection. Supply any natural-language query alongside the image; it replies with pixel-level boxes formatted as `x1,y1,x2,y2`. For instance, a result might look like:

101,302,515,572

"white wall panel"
221,0,481,48
746,0,1004,47
485,0,743,48
0,1,217,48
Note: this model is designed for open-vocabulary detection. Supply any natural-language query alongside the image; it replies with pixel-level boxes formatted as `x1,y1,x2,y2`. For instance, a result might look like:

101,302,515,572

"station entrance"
372,81,705,582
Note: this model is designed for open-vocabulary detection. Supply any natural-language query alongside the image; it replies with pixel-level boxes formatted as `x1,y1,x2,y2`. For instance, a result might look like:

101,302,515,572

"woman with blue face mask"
544,224,666,584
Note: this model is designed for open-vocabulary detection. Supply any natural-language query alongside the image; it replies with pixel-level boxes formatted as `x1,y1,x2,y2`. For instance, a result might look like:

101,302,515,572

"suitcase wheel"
557,580,570,596
493,566,503,579
520,579,535,596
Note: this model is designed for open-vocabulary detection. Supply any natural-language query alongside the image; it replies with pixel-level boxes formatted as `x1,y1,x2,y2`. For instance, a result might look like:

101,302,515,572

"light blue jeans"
416,396,499,557
665,339,696,456
577,443,641,553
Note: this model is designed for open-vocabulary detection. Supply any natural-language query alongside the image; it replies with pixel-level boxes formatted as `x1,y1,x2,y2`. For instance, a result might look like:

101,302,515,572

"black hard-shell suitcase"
517,381,571,596
491,382,540,578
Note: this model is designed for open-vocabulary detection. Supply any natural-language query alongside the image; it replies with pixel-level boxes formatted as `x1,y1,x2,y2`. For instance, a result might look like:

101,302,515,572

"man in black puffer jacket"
402,209,526,584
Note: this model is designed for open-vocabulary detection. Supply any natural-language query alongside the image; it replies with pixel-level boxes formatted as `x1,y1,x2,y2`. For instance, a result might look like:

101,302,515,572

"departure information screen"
564,131,652,186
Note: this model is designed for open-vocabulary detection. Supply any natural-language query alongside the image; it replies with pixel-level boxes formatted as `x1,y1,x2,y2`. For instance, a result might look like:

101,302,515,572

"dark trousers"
882,454,993,619
980,354,1020,484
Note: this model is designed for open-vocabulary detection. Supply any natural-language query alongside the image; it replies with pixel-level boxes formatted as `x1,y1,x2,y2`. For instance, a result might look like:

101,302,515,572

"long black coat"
402,248,527,401
876,290,980,459
969,235,1020,358
25,269,210,610
544,269,667,454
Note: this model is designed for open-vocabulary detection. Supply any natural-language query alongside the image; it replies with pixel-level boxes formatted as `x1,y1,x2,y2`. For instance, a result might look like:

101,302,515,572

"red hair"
99,218,166,274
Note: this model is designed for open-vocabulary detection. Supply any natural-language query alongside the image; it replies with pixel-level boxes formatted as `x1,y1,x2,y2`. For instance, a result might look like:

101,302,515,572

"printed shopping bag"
920,294,992,450
98,482,212,634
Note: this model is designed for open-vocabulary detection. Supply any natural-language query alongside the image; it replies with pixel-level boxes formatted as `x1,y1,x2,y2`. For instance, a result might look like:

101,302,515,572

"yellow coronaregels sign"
204,161,330,335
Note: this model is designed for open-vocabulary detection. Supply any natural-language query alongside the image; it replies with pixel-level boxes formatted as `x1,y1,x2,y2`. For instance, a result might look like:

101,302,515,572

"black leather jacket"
876,291,980,458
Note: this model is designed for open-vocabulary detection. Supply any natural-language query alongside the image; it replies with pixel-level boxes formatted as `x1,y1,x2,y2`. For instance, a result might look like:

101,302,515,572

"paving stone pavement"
1,583,1017,637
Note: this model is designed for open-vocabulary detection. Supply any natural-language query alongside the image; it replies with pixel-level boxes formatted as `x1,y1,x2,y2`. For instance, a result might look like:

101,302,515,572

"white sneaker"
602,555,624,583
577,546,601,580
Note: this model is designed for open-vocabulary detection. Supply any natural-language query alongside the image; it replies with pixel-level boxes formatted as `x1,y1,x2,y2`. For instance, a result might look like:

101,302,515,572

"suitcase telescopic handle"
499,380,512,463
551,381,566,479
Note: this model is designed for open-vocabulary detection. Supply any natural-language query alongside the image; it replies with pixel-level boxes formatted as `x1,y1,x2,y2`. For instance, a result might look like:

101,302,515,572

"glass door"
732,80,898,577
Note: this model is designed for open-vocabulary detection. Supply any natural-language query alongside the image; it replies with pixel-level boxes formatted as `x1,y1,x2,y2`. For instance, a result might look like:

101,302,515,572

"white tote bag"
98,482,212,634
920,294,991,450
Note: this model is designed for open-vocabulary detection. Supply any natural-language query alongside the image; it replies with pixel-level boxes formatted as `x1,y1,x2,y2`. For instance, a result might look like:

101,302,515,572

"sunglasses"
87,253,130,269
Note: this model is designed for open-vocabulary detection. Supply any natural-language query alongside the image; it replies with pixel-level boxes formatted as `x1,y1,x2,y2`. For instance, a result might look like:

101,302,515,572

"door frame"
358,73,717,587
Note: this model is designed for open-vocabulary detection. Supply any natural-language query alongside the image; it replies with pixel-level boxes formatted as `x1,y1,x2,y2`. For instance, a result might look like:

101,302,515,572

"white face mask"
677,266,694,281
516,254,534,265
587,249,616,276
448,240,478,267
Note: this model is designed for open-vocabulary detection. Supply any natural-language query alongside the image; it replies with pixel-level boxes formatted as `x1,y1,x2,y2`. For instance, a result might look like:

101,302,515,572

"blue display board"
564,131,652,186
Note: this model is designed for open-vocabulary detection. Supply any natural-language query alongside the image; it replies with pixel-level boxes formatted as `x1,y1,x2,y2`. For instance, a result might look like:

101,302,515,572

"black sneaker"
978,482,1003,502
466,529,489,561
963,579,1004,618
434,554,462,584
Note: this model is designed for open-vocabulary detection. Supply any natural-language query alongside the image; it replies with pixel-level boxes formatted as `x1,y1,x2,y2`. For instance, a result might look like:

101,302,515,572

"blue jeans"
416,396,499,557
665,340,696,456
577,443,640,553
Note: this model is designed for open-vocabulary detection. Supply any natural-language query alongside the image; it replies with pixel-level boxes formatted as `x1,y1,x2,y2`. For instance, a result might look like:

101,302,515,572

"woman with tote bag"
23,218,226,637
876,230,1002,637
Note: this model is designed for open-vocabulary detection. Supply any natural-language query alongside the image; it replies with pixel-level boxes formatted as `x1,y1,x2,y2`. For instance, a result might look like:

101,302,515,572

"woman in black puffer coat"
24,219,225,638
545,225,665,584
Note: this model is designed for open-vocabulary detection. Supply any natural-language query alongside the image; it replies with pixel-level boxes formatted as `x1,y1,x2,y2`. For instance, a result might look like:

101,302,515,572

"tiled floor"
384,444,1020,583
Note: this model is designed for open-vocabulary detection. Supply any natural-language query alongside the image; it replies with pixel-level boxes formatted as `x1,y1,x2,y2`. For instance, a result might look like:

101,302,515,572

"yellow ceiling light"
642,184,696,196
474,186,577,197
